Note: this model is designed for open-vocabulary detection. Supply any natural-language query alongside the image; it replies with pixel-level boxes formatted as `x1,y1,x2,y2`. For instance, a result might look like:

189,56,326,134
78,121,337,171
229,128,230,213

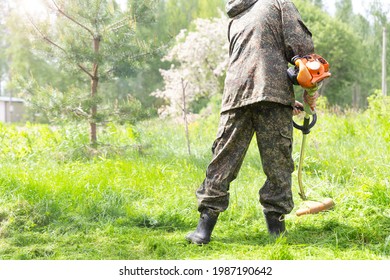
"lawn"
0,95,389,260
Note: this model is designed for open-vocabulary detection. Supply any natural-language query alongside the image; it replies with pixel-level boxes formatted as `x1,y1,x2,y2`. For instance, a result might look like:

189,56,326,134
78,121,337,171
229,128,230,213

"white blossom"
153,16,229,117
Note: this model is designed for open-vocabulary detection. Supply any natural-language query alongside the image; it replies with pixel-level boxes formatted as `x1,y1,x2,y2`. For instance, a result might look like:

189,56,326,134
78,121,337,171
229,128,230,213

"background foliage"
1,0,388,121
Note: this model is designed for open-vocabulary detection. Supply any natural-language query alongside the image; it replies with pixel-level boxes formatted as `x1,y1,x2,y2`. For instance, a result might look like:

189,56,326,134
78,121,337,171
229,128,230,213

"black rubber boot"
186,209,219,245
264,212,286,237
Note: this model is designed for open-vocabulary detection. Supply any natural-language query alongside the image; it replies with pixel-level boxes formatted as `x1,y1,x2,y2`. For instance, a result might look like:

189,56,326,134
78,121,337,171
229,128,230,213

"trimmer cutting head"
296,198,335,216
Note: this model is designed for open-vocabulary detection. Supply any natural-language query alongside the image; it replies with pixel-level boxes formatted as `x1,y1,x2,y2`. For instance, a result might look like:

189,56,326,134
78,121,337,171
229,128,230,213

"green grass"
0,94,389,260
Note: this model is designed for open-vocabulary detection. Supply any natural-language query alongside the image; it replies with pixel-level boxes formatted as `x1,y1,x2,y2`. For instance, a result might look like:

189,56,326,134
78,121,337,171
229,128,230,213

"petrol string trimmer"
288,54,335,216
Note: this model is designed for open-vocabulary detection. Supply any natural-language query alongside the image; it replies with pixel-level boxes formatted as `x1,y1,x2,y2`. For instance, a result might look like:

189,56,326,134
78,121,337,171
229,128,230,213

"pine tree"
25,0,159,146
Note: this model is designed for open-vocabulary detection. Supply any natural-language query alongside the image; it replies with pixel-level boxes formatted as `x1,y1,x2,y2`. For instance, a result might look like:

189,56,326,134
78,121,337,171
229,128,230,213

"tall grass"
0,94,389,260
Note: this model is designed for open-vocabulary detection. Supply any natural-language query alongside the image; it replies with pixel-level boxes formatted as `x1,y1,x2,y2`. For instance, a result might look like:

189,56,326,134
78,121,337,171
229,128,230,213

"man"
186,0,318,245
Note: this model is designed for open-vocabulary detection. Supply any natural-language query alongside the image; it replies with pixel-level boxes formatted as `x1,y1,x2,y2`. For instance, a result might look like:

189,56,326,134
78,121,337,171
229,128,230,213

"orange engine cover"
295,54,331,88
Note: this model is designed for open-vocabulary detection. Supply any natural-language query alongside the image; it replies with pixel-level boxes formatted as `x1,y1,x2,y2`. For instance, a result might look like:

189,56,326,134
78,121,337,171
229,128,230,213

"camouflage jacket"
222,0,314,112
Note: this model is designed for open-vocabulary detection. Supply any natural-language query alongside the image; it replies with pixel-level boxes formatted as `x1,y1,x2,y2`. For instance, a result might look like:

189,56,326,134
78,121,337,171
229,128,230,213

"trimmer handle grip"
293,112,317,135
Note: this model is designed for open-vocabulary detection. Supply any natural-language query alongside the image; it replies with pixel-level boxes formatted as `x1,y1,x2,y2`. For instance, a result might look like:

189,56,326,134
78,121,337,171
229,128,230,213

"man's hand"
293,101,304,116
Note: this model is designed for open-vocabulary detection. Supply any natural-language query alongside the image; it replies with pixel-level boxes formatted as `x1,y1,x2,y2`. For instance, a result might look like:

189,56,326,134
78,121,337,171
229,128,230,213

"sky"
324,0,390,17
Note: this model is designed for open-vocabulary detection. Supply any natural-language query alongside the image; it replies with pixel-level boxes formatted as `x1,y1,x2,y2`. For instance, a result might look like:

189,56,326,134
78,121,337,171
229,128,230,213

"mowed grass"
0,95,389,260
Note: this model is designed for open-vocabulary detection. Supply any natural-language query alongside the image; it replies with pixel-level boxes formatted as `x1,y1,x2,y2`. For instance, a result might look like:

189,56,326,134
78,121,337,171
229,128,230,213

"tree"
163,0,225,36
122,0,226,113
309,0,323,8
22,0,159,146
335,0,353,22
152,16,228,117
369,0,389,96
294,0,374,107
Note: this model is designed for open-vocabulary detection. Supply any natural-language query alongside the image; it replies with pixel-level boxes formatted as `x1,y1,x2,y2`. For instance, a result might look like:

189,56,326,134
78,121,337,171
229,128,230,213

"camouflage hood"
226,0,259,17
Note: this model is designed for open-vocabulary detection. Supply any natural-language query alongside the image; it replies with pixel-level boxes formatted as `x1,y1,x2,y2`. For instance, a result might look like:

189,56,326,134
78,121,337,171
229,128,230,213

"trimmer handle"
293,109,317,135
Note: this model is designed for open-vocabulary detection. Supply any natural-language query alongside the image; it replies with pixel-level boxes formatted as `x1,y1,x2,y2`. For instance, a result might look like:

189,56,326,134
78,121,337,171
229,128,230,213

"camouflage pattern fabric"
226,0,259,17
196,0,314,215
222,0,314,113
197,102,294,215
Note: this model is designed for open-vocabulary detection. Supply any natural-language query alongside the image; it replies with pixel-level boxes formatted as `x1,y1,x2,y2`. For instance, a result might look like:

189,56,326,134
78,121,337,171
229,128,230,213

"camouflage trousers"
196,101,295,215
